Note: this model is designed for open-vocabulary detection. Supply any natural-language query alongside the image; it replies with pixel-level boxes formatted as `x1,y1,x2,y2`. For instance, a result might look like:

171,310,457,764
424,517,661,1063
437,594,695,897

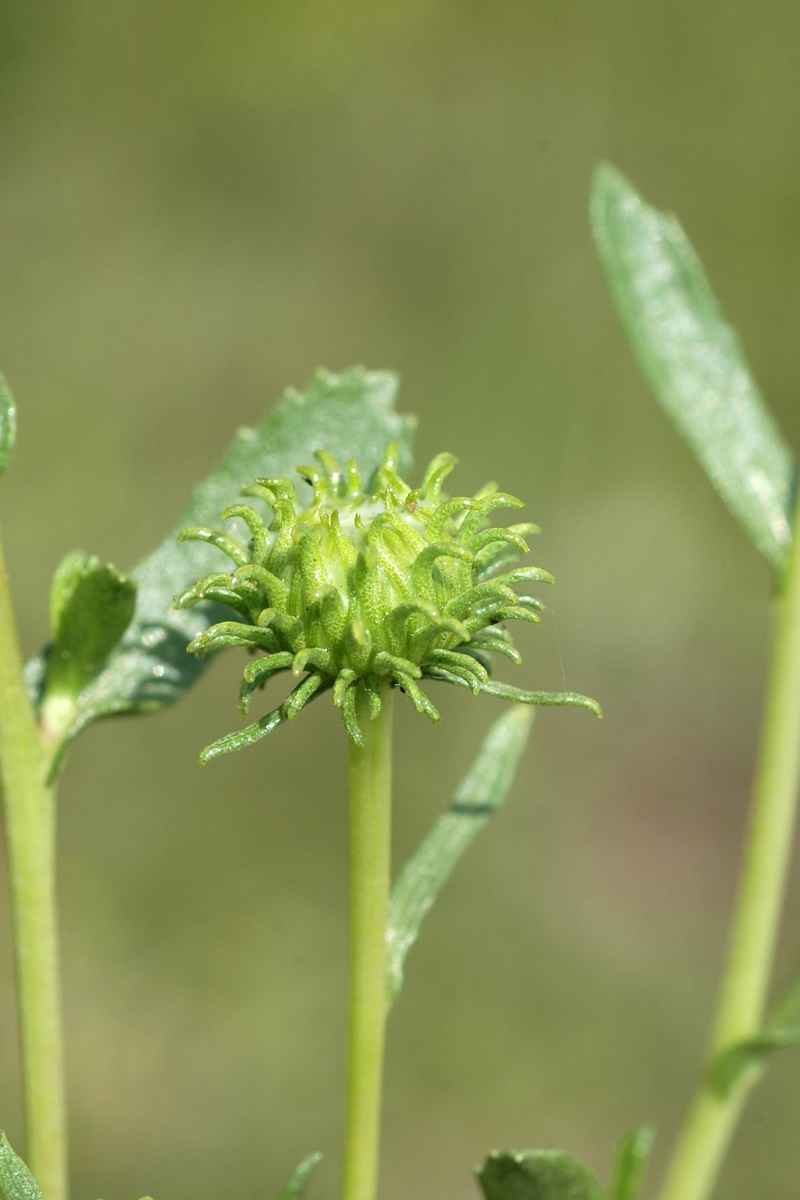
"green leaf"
0,375,16,478
28,367,415,768
0,1133,44,1200
39,552,137,750
591,163,796,572
713,964,800,1095
609,1128,653,1200
477,1151,605,1200
386,705,533,1004
278,1152,322,1200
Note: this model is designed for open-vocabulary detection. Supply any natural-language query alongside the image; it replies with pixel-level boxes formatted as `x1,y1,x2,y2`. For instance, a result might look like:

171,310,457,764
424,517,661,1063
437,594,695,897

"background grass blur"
1,2,800,1197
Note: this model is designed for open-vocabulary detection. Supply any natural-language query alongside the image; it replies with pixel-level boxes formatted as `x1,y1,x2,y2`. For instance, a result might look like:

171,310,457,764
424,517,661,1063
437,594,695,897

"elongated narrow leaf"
0,1133,43,1200
591,163,795,572
0,376,16,478
609,1128,653,1200
477,1151,605,1200
278,1152,322,1200
713,965,800,1095
28,368,415,767
386,705,533,1004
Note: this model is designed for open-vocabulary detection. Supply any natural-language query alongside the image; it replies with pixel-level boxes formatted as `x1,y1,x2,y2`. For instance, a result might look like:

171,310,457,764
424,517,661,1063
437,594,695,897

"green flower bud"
175,445,600,763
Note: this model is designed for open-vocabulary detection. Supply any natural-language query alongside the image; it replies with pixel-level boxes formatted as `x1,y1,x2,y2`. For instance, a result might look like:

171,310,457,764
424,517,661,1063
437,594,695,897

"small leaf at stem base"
40,552,136,744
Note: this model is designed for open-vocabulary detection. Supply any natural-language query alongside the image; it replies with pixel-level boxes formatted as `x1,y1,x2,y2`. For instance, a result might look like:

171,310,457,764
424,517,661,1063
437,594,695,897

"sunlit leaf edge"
591,162,796,573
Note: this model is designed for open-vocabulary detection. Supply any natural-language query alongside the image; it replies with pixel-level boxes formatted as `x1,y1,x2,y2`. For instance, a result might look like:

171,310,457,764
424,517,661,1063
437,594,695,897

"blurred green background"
1,2,800,1197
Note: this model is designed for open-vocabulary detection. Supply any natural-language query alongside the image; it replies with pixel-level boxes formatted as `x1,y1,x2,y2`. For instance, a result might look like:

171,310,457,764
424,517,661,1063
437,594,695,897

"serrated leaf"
609,1128,653,1200
0,376,16,478
386,705,533,1004
39,552,137,747
28,367,415,769
477,1151,605,1200
0,1133,44,1200
278,1152,321,1200
591,163,796,572
713,963,800,1095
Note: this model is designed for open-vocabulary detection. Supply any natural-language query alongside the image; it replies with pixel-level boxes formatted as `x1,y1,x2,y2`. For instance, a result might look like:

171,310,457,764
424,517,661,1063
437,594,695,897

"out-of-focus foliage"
1,4,800,1200
277,1152,321,1200
0,379,16,481
475,1129,652,1200
714,963,800,1095
477,1150,605,1200
608,1128,654,1200
387,705,533,1002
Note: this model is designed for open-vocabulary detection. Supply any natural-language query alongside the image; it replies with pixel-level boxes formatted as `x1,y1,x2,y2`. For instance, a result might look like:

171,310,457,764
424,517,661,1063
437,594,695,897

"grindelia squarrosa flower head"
175,444,600,763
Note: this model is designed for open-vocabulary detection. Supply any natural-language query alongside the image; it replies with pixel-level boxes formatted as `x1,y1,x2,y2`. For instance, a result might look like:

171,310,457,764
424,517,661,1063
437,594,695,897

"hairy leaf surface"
591,163,795,571
0,1133,43,1200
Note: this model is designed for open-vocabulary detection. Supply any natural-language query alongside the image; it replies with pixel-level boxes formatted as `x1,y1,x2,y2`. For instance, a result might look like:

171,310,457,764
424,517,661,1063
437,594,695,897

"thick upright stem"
341,686,393,1200
658,493,800,1200
0,523,66,1200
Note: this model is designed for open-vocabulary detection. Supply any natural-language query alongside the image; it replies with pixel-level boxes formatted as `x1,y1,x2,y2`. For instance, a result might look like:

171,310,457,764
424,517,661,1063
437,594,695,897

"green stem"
0,523,66,1200
341,686,393,1200
658,493,800,1200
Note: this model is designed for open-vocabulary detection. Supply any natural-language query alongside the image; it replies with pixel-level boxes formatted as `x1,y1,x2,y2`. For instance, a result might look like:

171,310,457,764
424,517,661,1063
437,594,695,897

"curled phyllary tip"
175,443,601,762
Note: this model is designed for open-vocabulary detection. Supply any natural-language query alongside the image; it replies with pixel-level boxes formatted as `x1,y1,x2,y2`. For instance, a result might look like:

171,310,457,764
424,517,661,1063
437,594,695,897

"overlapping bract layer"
175,445,600,762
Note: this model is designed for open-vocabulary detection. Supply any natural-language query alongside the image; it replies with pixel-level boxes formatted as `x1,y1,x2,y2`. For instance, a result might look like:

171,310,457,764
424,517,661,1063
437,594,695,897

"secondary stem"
341,685,393,1200
0,522,66,1200
658,493,800,1200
